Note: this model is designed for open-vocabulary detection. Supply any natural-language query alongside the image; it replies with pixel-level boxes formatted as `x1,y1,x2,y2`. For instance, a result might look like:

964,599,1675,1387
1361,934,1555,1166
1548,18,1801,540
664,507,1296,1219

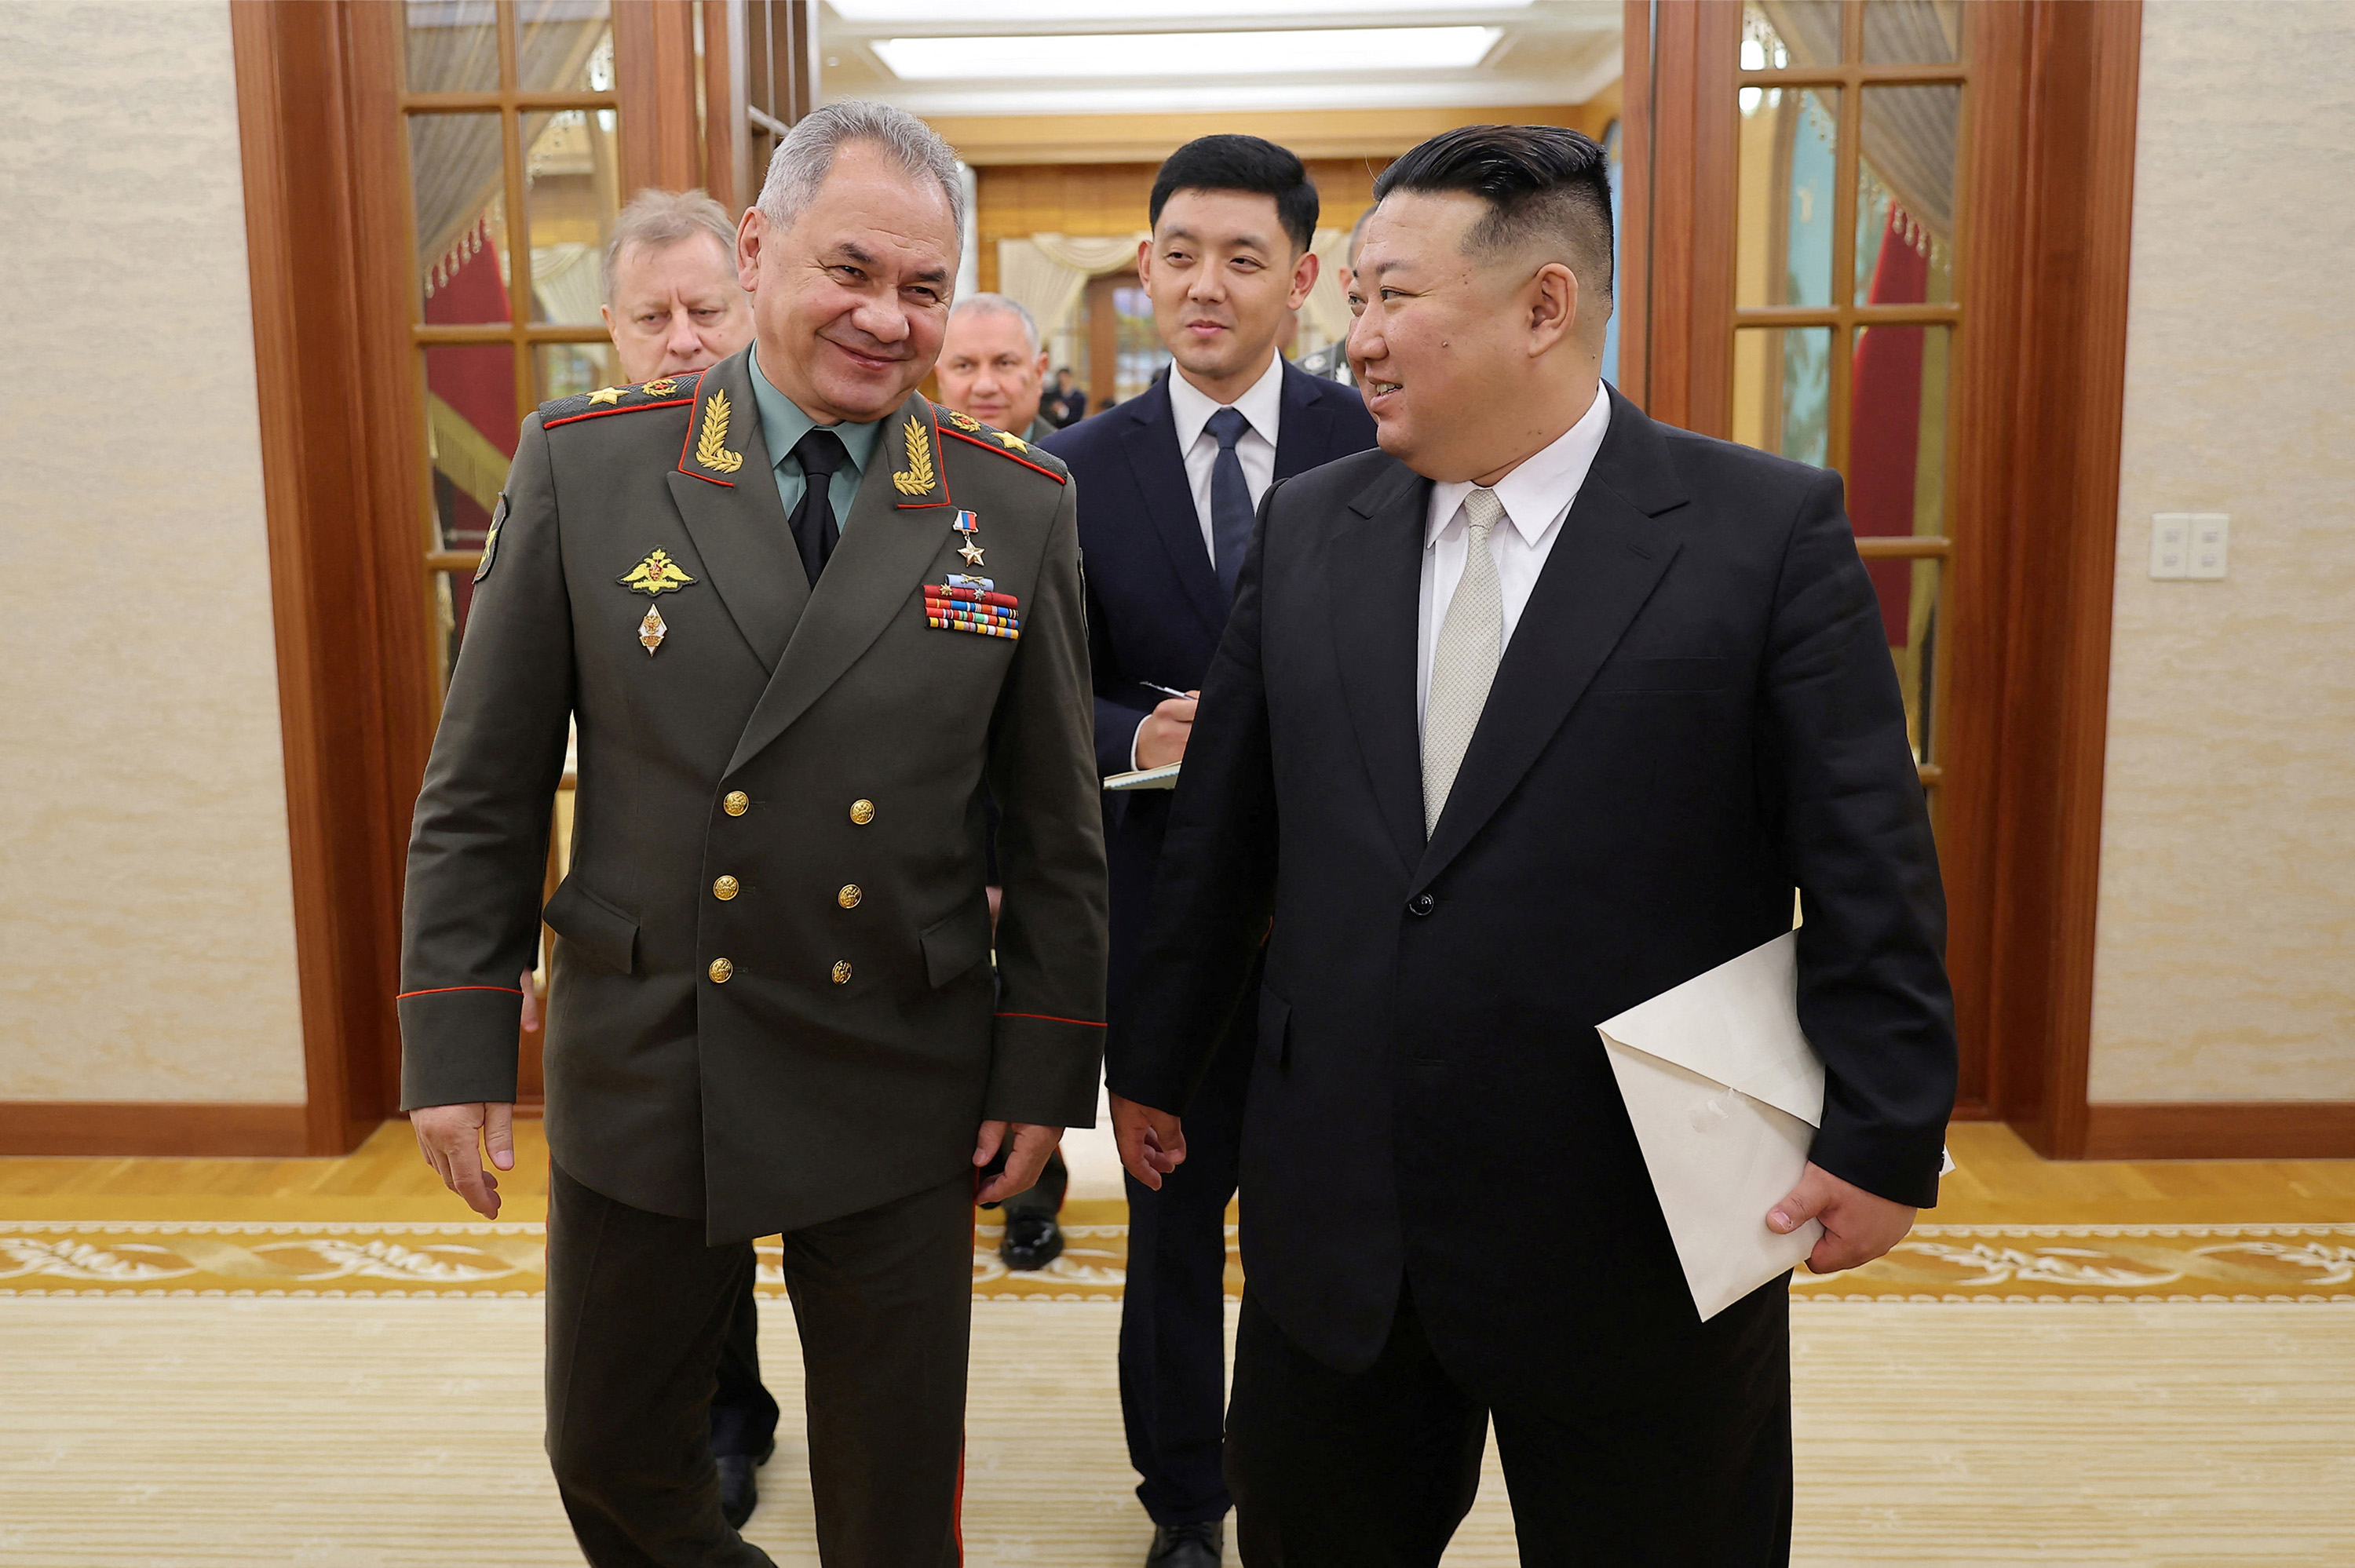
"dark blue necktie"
1205,406,1254,600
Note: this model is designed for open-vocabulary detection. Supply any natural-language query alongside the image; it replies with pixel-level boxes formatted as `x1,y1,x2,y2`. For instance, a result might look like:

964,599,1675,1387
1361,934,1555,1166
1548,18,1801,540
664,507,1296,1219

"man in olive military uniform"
400,101,1108,1568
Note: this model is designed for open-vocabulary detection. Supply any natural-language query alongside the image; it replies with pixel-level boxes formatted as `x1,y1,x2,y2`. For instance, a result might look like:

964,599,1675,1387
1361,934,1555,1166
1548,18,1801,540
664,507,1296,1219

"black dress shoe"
999,1210,1065,1271
1146,1519,1223,1568
717,1452,760,1530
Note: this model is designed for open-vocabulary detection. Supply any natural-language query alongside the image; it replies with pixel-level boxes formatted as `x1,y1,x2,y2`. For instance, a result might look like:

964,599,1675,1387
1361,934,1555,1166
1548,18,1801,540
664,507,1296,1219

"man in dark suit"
1109,125,1955,1566
1042,136,1376,1568
403,102,1106,1567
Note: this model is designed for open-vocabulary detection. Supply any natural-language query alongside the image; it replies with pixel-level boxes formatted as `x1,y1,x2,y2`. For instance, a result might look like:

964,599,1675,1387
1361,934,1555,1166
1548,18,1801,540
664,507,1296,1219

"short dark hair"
1150,135,1318,255
1372,124,1614,306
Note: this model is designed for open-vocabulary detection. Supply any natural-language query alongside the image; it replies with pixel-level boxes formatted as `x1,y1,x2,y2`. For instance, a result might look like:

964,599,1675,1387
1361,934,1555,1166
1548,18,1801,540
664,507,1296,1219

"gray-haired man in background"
402,102,1108,1566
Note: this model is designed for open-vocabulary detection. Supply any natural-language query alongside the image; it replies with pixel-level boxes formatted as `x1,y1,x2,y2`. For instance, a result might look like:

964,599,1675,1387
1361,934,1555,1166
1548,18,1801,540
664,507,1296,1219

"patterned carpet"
2,1294,2351,1566
7,1215,2350,1304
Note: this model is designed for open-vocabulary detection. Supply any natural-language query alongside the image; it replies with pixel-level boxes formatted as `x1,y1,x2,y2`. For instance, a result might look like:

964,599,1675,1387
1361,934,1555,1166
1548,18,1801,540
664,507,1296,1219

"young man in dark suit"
1042,135,1377,1568
1110,126,1955,1565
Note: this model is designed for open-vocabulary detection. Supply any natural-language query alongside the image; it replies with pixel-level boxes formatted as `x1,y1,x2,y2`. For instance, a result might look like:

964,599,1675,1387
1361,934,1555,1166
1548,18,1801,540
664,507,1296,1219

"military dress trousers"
396,347,1110,1244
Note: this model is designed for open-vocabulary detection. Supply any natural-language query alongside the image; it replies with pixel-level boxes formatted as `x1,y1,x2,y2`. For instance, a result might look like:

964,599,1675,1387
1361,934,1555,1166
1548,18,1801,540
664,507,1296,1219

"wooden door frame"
1620,0,2143,1157
225,0,707,1156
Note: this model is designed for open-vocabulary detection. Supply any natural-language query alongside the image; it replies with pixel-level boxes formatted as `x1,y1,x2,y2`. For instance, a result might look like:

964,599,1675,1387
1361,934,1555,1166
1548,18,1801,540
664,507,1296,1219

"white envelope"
1596,932,1823,1322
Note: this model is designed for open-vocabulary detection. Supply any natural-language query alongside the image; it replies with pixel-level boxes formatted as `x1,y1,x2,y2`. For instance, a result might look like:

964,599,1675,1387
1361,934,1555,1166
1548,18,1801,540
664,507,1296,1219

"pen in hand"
1138,680,1192,702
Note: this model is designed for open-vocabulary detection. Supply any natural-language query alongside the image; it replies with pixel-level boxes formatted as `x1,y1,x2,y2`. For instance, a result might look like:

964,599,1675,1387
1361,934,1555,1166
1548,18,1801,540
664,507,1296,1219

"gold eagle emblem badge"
695,390,743,474
891,414,937,496
618,549,696,595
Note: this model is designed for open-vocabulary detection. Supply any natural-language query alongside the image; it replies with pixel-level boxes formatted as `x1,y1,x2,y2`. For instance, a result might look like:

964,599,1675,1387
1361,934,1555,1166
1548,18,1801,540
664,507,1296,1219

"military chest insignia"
474,493,509,582
892,414,938,497
619,549,696,595
637,604,667,655
694,390,743,474
952,509,985,567
640,376,680,398
924,574,1022,640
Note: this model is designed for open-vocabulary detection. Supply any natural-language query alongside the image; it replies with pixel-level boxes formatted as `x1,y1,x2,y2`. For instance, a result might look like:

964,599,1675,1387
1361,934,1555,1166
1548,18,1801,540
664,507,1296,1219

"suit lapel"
664,350,805,673
1272,363,1337,482
1328,459,1430,876
1119,380,1227,640
724,392,952,776
1411,391,1689,895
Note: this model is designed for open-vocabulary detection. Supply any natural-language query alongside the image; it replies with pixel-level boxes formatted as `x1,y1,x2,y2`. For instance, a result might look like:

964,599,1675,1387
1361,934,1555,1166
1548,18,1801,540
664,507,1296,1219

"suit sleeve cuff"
984,1009,1106,1127
397,985,525,1109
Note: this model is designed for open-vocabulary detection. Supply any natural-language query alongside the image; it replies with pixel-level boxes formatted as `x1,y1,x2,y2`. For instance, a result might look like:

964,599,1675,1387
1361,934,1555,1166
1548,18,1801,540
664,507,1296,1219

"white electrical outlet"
2186,512,2230,579
2150,513,2191,579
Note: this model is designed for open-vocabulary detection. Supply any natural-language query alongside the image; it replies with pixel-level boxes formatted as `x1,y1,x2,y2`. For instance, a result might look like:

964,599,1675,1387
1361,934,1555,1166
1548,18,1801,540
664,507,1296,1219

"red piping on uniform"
941,425,1068,485
544,396,695,431
995,1011,1107,1027
396,985,524,1000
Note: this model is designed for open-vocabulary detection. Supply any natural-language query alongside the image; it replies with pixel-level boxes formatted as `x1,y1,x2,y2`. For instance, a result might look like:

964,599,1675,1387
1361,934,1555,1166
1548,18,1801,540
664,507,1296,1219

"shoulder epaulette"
937,407,1068,485
541,370,705,429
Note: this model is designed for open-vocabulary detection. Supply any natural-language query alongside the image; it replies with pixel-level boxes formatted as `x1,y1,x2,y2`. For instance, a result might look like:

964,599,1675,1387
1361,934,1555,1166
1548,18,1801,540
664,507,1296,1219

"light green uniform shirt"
748,345,886,530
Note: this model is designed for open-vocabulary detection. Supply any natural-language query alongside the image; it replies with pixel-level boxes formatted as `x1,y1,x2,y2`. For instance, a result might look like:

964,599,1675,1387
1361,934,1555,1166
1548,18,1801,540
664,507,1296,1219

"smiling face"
1347,189,1592,484
1139,188,1319,405
601,232,752,384
937,308,1050,432
736,140,959,424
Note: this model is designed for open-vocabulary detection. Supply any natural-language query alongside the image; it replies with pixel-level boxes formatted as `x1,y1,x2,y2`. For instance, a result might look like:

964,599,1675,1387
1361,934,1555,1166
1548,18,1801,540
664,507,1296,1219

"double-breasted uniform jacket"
398,347,1109,1245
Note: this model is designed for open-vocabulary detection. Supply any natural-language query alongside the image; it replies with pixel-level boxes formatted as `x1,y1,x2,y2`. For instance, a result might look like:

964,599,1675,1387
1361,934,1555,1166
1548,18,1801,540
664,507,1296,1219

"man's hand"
973,1121,1064,1207
519,968,542,1034
1134,694,1199,770
412,1102,517,1220
1768,1161,1917,1274
1110,1093,1186,1191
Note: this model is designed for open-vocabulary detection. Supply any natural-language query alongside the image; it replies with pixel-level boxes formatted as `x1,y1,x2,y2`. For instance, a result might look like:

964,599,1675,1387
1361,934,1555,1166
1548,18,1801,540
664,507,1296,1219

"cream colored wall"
2088,2,2355,1103
0,3,308,1102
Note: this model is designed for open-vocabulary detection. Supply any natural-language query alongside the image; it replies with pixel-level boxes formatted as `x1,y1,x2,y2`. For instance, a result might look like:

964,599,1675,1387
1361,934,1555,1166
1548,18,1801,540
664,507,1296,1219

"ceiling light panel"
834,0,1531,21
872,26,1502,80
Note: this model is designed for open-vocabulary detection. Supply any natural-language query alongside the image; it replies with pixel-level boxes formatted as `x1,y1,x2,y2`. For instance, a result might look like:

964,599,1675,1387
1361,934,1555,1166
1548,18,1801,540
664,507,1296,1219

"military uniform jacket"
399,347,1109,1244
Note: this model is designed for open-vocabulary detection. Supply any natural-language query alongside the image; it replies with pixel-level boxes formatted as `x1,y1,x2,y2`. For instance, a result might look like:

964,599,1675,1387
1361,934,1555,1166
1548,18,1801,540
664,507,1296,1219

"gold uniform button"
723,791,750,817
831,960,853,985
838,884,862,909
713,875,740,902
708,957,734,983
849,799,875,826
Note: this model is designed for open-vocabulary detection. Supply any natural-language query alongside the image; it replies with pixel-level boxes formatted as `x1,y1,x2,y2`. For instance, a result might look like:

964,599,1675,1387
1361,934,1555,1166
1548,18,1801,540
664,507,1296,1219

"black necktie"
1205,406,1254,600
788,428,849,585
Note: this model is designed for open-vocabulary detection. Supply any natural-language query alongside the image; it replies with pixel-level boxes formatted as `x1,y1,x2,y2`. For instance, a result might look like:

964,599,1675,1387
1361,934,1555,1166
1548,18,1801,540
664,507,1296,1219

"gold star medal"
951,509,984,567
586,386,623,405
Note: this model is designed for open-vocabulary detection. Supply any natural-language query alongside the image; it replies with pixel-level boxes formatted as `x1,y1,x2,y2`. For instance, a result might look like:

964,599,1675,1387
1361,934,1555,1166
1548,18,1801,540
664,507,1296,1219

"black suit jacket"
1107,388,1955,1392
1042,362,1376,1009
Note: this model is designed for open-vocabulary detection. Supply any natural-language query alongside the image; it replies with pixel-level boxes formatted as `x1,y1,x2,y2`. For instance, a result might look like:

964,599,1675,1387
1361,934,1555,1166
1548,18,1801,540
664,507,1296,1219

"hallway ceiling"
816,2,1624,116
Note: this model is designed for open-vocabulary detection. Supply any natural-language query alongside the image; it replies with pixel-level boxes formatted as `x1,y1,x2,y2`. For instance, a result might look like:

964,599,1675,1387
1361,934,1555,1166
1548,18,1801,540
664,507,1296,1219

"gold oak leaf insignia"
946,409,980,432
892,415,937,496
695,390,743,473
641,377,679,397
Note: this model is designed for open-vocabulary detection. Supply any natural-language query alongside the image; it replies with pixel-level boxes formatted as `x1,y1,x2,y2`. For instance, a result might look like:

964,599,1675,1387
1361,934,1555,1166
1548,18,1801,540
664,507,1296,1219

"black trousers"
546,1161,974,1568
1224,1285,1793,1568
1119,1015,1254,1526
710,1255,780,1460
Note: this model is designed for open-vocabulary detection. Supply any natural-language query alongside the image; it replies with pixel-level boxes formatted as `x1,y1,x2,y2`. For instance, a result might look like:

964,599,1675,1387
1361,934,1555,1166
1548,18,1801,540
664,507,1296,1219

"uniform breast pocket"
1587,655,1731,695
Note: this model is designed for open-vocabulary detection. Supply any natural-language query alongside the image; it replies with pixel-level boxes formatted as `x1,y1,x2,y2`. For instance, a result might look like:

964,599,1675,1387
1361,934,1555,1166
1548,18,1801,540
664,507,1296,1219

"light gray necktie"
1422,487,1506,837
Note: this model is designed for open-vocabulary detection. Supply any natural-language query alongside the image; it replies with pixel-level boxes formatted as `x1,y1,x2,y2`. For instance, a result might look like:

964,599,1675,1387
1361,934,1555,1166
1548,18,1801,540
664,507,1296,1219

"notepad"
1102,763,1181,792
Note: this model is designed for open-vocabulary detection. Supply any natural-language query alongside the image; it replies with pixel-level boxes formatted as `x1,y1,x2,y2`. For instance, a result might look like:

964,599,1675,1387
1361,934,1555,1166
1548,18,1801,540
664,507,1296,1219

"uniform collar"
748,342,886,477
1167,351,1287,454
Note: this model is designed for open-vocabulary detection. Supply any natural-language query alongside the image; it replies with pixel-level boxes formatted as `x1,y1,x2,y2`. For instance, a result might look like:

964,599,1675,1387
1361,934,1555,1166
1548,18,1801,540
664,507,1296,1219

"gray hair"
755,100,966,242
601,188,740,305
948,293,1039,352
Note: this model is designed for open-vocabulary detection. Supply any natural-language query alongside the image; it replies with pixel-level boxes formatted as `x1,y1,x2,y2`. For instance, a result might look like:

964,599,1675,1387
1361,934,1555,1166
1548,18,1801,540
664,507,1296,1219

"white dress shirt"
1166,352,1286,559
1417,387,1613,726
